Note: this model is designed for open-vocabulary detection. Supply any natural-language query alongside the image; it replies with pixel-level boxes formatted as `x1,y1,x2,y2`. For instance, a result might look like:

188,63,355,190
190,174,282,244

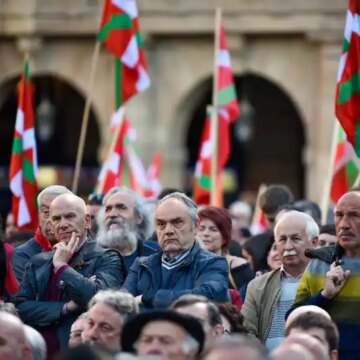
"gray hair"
88,290,138,325
157,192,199,225
24,325,47,360
0,301,19,316
204,335,269,360
37,185,72,206
274,210,319,242
103,187,153,239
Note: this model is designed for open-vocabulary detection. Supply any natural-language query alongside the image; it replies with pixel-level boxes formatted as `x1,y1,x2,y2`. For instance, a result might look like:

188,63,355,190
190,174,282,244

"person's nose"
339,215,351,230
284,237,294,249
59,216,68,229
164,222,175,234
86,326,99,341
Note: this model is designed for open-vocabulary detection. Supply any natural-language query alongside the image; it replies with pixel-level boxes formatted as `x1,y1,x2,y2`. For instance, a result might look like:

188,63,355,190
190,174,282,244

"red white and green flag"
335,0,360,156
96,108,128,194
9,59,38,231
194,24,240,204
144,152,163,198
98,0,150,106
330,123,360,203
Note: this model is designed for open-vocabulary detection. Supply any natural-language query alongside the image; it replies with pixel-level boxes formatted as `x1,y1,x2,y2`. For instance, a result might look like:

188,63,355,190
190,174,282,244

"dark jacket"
122,241,229,308
14,239,126,348
12,238,42,283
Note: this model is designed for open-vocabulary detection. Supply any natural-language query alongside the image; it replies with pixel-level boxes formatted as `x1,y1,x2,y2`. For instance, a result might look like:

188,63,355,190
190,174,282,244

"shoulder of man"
14,237,39,255
247,268,281,291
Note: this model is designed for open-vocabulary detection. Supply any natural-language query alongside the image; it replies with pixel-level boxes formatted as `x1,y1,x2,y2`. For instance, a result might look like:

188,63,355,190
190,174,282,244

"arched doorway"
0,74,101,217
185,73,306,205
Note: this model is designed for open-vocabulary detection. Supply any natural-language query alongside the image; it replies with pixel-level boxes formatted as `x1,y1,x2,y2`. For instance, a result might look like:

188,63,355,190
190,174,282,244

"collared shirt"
161,243,194,270
280,265,304,281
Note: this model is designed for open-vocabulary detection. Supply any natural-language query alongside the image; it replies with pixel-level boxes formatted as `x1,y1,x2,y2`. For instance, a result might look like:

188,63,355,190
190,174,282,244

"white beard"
96,219,138,253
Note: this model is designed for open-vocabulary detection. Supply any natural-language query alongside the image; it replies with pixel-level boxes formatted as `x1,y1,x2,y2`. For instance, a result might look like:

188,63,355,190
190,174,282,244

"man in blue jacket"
14,193,126,358
122,192,229,309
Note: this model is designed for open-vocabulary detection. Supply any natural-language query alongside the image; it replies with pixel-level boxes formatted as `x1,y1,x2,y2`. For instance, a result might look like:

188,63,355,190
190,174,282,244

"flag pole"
97,107,125,195
320,120,340,224
251,183,267,228
210,7,222,206
72,41,101,194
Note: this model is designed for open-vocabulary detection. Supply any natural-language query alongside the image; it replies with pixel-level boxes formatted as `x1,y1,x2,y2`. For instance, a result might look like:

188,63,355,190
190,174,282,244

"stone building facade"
0,0,348,205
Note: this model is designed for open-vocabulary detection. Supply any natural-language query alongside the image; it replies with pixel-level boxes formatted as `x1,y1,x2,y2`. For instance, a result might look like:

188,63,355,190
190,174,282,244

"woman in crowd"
197,206,255,300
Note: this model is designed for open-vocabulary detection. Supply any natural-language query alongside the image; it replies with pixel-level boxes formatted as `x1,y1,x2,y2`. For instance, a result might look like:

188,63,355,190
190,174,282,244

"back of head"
24,325,47,360
293,200,322,225
203,335,269,360
319,224,336,236
259,185,294,215
271,343,316,360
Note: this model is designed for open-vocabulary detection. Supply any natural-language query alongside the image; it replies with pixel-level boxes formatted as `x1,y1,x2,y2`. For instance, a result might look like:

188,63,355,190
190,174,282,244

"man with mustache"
96,187,159,270
241,210,318,350
289,191,360,360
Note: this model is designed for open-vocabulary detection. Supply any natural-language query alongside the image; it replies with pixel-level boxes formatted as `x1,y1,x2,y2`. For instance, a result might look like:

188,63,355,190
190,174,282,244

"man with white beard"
96,187,159,270
241,211,318,351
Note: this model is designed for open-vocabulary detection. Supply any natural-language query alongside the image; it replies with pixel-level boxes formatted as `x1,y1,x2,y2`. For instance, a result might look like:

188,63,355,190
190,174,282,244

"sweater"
291,256,360,360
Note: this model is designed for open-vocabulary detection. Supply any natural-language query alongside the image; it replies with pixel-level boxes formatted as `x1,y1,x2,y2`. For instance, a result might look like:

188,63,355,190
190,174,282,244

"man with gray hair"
242,210,318,350
96,186,159,270
82,290,138,354
12,185,72,282
0,311,30,360
24,325,47,360
122,192,229,309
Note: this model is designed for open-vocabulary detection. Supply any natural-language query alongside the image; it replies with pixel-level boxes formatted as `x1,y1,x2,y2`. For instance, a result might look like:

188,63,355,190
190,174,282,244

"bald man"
242,211,318,350
14,193,126,358
0,312,30,360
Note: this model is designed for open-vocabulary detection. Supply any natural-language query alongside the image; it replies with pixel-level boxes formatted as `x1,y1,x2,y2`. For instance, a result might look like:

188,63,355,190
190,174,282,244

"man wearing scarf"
14,193,126,358
12,185,72,282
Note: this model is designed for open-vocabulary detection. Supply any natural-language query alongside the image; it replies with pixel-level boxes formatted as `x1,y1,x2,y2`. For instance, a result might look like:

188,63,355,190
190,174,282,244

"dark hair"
320,224,336,236
171,295,222,327
0,241,6,297
293,200,322,225
259,185,294,215
87,193,104,206
285,312,339,352
157,188,180,200
242,236,274,273
215,302,247,334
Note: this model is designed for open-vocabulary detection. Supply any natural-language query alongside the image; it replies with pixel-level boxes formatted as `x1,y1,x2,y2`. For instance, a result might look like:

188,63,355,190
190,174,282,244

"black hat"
121,310,205,355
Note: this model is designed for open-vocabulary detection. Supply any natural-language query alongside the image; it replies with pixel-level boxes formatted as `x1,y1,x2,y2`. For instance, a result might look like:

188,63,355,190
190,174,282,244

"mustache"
338,230,354,237
106,218,124,228
283,250,298,257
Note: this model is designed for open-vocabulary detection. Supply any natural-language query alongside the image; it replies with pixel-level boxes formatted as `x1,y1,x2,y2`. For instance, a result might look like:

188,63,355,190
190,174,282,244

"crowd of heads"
0,182,356,360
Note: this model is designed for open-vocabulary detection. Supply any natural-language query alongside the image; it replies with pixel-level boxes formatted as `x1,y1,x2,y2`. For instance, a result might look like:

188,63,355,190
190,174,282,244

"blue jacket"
12,238,42,283
14,239,126,348
122,241,229,308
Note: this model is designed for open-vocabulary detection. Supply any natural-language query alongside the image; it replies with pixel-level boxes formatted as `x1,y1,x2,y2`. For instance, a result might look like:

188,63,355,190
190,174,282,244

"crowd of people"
0,183,358,360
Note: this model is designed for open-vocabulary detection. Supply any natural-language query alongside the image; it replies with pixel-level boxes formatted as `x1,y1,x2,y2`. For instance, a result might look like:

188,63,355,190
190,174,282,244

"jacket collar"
139,240,201,267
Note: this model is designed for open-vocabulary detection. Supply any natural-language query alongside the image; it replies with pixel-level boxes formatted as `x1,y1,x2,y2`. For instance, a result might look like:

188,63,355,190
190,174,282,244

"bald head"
285,306,331,330
334,191,360,255
0,312,29,360
50,194,91,244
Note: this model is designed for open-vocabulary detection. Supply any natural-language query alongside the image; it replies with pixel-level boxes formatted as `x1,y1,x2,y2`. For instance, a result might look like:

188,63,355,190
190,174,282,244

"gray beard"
96,225,138,254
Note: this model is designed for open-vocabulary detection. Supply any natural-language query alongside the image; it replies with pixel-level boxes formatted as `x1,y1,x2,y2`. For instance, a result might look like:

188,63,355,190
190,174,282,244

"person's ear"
311,235,318,248
193,219,200,235
330,349,338,360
